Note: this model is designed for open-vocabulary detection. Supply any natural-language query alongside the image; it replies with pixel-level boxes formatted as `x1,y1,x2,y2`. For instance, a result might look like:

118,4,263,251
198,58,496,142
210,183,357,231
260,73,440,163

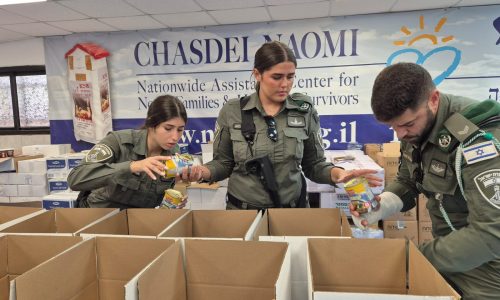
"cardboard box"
186,183,226,210
0,155,43,173
183,239,291,300
257,208,352,300
200,143,213,164
307,238,459,299
0,185,17,197
47,179,69,193
385,206,417,221
17,158,47,174
0,207,44,231
319,193,350,216
0,208,118,235
376,142,401,179
364,143,382,162
418,194,431,221
7,173,46,185
159,210,262,240
42,192,78,209
79,208,189,237
21,144,71,157
419,221,434,245
12,236,176,300
17,185,48,197
383,220,418,245
0,234,83,300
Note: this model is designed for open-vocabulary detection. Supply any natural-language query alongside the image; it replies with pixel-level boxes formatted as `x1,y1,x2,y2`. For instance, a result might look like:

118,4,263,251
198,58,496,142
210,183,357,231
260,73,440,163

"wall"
0,38,50,149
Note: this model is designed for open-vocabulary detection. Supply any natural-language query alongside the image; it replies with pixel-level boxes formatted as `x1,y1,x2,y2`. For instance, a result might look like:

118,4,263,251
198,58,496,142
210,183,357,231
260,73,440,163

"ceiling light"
0,0,46,5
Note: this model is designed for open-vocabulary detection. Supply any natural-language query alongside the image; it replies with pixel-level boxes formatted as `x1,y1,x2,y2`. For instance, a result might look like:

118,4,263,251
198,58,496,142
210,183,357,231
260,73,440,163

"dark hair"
371,62,435,122
143,95,187,129
254,41,297,90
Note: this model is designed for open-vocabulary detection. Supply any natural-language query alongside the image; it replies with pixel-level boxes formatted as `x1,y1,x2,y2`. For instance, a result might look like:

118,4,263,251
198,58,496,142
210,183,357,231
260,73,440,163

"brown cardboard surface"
383,220,418,244
308,238,407,294
127,208,187,236
1,210,57,233
385,206,417,221
1,208,116,234
0,207,42,224
0,237,7,300
418,221,434,245
137,242,186,300
96,236,175,281
262,208,351,237
408,243,460,298
185,239,287,300
382,142,401,155
192,210,256,238
54,208,117,233
364,143,382,162
0,276,9,300
160,210,258,239
418,194,431,221
14,236,176,300
0,202,42,208
78,209,130,235
15,238,97,300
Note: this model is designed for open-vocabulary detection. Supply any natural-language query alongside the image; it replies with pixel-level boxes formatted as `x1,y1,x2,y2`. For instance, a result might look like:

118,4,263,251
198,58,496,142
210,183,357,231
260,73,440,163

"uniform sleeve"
300,107,334,184
67,133,132,191
204,104,235,181
383,146,419,212
419,128,500,273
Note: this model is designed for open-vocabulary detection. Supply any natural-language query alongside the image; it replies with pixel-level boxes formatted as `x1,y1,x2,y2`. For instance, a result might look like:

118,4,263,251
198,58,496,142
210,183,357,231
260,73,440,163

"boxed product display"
185,182,227,210
0,208,118,235
307,238,459,299
158,209,263,240
42,192,79,209
11,236,176,300
0,155,43,173
0,234,83,300
79,208,189,238
257,208,352,300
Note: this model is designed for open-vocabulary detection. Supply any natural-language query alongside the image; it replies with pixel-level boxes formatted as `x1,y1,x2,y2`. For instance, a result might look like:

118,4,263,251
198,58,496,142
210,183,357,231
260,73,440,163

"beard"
404,106,436,145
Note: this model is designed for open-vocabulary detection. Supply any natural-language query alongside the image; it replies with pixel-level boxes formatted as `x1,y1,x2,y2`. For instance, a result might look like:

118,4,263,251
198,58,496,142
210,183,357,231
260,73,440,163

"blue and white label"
462,141,499,165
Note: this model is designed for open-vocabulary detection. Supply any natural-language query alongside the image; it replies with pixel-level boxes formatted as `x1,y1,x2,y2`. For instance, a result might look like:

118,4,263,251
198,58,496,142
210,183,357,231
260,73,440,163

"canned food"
164,153,194,178
161,189,184,209
344,177,378,214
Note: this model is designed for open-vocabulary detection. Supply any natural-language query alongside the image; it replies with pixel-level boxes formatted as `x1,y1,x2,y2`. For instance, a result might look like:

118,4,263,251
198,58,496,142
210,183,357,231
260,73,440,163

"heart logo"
386,46,461,85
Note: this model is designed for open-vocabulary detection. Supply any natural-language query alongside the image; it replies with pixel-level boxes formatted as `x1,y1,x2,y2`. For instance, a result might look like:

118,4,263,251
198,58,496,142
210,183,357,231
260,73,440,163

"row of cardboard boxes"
0,182,229,210
0,206,457,300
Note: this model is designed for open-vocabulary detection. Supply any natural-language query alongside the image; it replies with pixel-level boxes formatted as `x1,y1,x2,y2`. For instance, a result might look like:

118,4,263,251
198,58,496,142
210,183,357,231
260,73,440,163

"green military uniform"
205,92,335,208
67,129,177,208
385,93,500,299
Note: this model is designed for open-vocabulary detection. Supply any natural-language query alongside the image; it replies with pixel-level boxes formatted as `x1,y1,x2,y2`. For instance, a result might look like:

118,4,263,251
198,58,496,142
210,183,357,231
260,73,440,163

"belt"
227,193,275,210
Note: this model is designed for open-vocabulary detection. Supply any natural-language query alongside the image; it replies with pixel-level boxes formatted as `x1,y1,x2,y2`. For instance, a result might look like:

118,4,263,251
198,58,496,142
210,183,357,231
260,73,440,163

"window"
0,66,49,134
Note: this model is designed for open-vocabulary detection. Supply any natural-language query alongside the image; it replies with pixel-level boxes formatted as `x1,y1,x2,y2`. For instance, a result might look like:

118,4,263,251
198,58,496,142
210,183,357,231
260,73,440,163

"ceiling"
0,0,499,43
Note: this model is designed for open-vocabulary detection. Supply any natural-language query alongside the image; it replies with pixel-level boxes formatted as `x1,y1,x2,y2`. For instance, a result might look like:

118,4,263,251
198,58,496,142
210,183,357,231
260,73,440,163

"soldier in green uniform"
185,41,381,209
67,95,188,209
351,62,500,299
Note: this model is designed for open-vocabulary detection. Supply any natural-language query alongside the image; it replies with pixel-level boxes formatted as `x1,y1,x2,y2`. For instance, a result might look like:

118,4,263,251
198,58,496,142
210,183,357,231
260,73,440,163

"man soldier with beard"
351,62,500,299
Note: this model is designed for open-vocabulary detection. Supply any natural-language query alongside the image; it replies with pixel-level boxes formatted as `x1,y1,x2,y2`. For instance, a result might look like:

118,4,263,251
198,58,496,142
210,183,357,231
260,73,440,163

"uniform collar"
243,92,292,116
426,94,458,147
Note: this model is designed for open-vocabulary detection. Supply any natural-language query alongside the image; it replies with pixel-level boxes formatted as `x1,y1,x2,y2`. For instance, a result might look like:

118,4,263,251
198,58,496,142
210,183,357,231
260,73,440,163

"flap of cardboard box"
308,238,407,295
382,142,401,156
264,208,352,237
127,209,189,236
185,239,288,300
78,210,130,236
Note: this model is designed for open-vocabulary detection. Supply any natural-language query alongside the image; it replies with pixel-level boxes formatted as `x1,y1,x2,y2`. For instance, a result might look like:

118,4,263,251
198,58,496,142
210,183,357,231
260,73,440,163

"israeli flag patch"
462,141,499,165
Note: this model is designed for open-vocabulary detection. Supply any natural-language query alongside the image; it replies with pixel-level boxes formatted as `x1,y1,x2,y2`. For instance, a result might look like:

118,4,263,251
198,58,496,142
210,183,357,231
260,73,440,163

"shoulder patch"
85,144,114,163
474,169,500,209
462,140,499,165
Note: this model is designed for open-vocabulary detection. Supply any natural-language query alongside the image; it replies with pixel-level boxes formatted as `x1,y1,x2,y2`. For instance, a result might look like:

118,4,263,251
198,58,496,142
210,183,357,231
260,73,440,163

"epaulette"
289,92,313,112
437,100,500,152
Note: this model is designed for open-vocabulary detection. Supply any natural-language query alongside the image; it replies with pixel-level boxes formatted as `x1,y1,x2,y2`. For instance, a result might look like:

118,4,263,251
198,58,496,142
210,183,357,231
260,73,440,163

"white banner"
45,6,500,152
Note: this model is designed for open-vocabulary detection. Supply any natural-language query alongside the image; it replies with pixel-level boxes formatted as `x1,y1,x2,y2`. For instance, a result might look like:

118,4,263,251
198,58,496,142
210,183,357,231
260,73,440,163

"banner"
45,6,500,152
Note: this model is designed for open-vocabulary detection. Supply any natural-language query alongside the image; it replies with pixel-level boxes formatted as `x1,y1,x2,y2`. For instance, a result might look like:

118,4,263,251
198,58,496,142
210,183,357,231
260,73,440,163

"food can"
161,189,184,208
344,177,378,214
164,153,194,178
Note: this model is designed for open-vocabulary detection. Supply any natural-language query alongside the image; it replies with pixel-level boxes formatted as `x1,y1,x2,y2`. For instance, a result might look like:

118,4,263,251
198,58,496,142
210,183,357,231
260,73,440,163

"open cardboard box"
140,239,291,300
79,208,189,238
307,238,460,299
0,208,118,236
158,209,262,240
11,236,176,300
256,208,352,300
0,234,83,300
0,207,45,231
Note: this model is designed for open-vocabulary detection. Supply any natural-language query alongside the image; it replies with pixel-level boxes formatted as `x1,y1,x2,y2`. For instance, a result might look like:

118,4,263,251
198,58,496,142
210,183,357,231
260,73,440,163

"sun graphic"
393,16,454,46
